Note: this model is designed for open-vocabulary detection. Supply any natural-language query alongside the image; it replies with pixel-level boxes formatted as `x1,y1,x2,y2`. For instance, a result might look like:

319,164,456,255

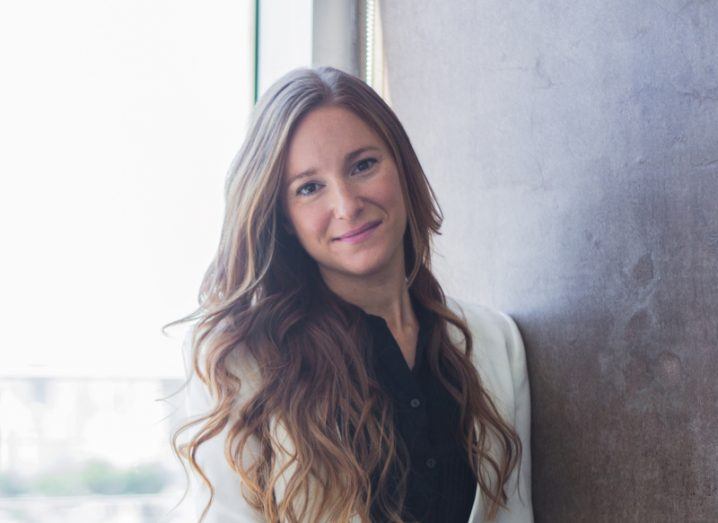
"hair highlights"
164,66,522,522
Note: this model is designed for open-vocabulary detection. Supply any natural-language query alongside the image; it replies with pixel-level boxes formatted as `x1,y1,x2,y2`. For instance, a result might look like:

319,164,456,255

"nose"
330,179,364,221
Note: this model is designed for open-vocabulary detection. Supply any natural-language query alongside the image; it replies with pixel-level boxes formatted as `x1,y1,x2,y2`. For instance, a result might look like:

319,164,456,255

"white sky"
0,1,260,378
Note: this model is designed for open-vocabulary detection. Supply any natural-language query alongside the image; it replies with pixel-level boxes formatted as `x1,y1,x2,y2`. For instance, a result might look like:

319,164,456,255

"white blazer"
179,296,534,522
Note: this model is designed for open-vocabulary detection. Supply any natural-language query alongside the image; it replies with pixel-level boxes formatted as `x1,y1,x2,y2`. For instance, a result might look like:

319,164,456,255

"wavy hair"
164,66,522,522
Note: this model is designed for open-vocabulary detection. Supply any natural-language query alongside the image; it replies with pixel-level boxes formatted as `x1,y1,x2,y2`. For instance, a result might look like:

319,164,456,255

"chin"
337,254,395,278
315,256,382,279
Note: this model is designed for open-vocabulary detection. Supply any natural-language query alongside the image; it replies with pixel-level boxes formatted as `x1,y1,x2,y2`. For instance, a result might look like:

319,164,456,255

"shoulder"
445,296,519,348
180,320,264,416
445,296,528,419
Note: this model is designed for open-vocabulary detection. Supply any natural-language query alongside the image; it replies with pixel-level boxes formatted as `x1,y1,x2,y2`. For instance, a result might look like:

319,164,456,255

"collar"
359,293,432,377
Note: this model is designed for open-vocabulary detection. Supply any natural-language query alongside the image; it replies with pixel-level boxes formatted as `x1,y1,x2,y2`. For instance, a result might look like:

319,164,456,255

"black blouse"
360,297,477,523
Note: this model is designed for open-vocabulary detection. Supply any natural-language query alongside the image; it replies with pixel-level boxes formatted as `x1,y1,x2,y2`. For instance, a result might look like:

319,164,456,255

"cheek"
289,205,329,240
376,173,406,215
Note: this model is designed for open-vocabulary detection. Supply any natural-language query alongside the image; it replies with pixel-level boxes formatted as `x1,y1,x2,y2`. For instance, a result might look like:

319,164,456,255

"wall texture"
379,1,718,521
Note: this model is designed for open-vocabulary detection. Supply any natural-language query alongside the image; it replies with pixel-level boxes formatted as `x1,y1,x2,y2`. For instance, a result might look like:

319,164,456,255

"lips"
335,220,381,240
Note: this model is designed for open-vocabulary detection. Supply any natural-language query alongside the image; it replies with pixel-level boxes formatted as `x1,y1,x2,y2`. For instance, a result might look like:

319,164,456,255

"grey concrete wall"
380,1,718,521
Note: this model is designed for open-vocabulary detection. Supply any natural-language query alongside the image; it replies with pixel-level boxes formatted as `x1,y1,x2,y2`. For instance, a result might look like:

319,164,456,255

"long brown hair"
164,66,522,522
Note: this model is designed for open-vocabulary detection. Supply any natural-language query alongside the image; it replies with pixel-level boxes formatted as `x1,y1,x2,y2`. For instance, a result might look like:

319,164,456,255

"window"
0,1,261,521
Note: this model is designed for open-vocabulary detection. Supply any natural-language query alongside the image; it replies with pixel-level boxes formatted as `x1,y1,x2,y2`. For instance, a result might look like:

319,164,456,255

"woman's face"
281,105,408,282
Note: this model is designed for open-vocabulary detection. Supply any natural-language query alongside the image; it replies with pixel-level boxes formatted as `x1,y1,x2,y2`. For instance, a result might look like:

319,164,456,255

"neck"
319,256,417,333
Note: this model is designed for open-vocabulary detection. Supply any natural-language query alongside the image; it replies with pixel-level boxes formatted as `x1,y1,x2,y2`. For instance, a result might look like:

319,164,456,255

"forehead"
284,105,382,179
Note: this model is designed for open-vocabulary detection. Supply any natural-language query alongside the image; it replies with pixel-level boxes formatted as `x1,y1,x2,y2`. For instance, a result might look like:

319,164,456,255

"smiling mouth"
335,220,382,241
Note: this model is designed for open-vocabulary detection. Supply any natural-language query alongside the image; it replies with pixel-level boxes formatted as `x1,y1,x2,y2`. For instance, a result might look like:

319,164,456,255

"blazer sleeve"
495,311,534,523
179,326,267,523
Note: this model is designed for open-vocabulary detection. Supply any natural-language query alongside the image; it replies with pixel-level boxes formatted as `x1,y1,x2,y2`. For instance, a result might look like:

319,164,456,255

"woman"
167,66,533,523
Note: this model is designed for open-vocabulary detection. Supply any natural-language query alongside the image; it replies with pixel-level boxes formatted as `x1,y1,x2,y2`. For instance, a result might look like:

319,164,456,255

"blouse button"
409,398,421,408
425,457,437,469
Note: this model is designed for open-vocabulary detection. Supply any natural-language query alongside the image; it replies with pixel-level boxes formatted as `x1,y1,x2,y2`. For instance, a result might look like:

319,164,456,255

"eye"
353,157,378,174
296,181,321,197
293,158,377,197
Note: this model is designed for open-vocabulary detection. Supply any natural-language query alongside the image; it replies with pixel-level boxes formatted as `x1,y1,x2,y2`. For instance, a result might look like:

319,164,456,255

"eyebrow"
286,145,381,187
